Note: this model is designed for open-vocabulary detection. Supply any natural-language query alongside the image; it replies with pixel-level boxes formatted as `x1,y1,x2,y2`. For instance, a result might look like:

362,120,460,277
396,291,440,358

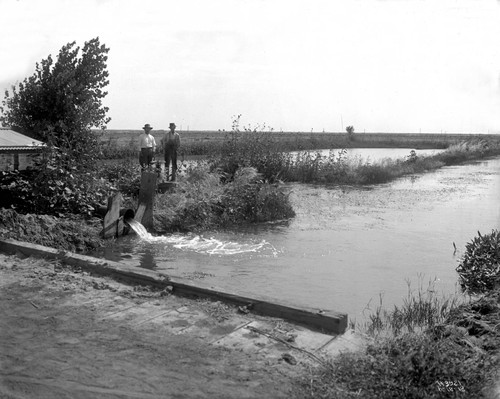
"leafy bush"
96,158,142,196
456,230,500,294
346,125,355,140
153,164,224,231
219,167,294,224
208,115,293,182
153,164,295,232
0,152,111,217
284,151,327,182
211,130,284,180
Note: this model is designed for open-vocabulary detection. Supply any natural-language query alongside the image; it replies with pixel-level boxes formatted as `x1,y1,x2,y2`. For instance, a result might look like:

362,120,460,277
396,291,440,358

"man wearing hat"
138,123,156,169
162,122,181,181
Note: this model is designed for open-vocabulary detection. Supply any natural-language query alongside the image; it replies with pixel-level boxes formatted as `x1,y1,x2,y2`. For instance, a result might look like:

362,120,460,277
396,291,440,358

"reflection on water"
93,152,500,321
290,148,444,162
139,248,157,269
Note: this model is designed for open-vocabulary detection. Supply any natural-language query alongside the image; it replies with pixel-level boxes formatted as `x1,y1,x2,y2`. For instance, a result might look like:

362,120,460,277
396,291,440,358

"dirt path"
0,253,310,399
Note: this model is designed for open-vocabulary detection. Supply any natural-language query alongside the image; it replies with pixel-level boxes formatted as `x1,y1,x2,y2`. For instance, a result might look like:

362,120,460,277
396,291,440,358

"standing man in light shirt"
138,123,156,169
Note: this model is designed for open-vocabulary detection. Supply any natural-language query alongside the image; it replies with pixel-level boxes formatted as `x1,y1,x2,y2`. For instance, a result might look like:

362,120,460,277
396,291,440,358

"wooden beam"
137,172,157,230
0,238,348,335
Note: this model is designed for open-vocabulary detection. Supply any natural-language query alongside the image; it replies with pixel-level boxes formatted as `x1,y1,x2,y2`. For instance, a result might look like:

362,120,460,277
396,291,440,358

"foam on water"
126,219,153,239
126,219,276,256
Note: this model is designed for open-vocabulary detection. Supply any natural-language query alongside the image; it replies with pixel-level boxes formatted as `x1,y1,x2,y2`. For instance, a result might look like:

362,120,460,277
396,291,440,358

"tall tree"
0,37,110,169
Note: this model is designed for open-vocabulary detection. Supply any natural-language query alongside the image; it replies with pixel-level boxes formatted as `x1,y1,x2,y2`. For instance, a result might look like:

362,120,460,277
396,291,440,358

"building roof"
0,128,45,151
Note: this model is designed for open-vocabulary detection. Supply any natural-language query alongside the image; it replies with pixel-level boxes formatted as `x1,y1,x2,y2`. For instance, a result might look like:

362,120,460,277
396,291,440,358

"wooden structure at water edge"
100,171,158,238
134,171,157,230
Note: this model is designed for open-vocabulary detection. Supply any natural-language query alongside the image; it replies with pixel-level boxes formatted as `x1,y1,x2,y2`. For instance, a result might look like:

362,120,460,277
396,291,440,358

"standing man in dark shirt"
162,122,180,181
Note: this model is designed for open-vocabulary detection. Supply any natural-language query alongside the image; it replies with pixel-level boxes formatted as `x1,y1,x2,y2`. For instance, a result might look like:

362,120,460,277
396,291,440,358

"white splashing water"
126,219,154,239
126,219,276,256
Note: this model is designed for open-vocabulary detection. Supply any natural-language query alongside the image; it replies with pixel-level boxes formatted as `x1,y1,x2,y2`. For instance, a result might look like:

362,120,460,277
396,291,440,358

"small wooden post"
136,171,157,230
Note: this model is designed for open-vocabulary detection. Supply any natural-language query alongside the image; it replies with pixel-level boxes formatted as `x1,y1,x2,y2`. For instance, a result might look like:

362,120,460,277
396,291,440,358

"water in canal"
95,149,500,321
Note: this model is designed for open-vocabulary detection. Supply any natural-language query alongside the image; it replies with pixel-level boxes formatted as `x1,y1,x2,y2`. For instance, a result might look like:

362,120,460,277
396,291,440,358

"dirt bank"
0,253,311,399
0,209,103,253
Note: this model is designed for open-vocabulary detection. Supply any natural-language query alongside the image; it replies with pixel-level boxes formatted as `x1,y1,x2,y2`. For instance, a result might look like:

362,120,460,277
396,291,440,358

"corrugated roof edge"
0,128,45,148
0,147,44,152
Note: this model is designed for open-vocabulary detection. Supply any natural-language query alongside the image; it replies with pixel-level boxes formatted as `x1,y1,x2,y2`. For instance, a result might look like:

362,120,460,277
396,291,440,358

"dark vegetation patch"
456,229,500,294
153,165,295,232
0,208,103,252
305,326,496,398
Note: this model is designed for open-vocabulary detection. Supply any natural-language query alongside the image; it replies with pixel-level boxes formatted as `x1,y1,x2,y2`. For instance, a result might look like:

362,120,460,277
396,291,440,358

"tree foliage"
0,37,110,168
346,125,355,139
0,38,112,217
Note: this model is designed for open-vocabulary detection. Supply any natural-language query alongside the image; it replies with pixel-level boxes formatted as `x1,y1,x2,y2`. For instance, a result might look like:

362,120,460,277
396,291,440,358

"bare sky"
2,0,500,132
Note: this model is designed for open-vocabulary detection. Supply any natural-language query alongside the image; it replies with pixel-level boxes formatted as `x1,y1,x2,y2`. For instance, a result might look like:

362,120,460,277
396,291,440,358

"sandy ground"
0,253,314,399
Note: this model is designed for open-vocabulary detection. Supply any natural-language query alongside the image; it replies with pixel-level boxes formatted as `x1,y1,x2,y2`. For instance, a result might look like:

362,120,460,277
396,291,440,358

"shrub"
154,164,224,231
456,230,500,294
153,164,295,232
0,153,111,217
209,115,292,182
219,167,294,224
346,125,355,141
96,158,142,197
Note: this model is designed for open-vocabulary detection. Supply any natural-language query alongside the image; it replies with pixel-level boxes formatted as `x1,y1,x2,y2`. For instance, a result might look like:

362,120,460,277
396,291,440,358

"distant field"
96,129,500,151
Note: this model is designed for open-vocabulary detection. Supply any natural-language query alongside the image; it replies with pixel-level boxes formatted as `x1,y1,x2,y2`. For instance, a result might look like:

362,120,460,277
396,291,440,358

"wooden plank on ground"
0,238,348,334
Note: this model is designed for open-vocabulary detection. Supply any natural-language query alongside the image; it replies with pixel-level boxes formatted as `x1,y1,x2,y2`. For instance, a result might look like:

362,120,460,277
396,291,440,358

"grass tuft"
300,276,499,398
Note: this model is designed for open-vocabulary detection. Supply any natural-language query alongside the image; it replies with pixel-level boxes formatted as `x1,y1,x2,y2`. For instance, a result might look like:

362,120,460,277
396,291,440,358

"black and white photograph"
1,0,500,397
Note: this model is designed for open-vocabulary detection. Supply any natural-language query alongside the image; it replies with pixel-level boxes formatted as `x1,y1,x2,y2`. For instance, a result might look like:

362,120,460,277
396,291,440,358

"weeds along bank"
298,231,500,398
207,132,500,185
101,128,500,186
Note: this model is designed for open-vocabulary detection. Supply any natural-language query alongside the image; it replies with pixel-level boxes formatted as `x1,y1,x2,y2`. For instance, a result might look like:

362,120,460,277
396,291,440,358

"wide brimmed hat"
169,123,176,129
143,123,153,131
